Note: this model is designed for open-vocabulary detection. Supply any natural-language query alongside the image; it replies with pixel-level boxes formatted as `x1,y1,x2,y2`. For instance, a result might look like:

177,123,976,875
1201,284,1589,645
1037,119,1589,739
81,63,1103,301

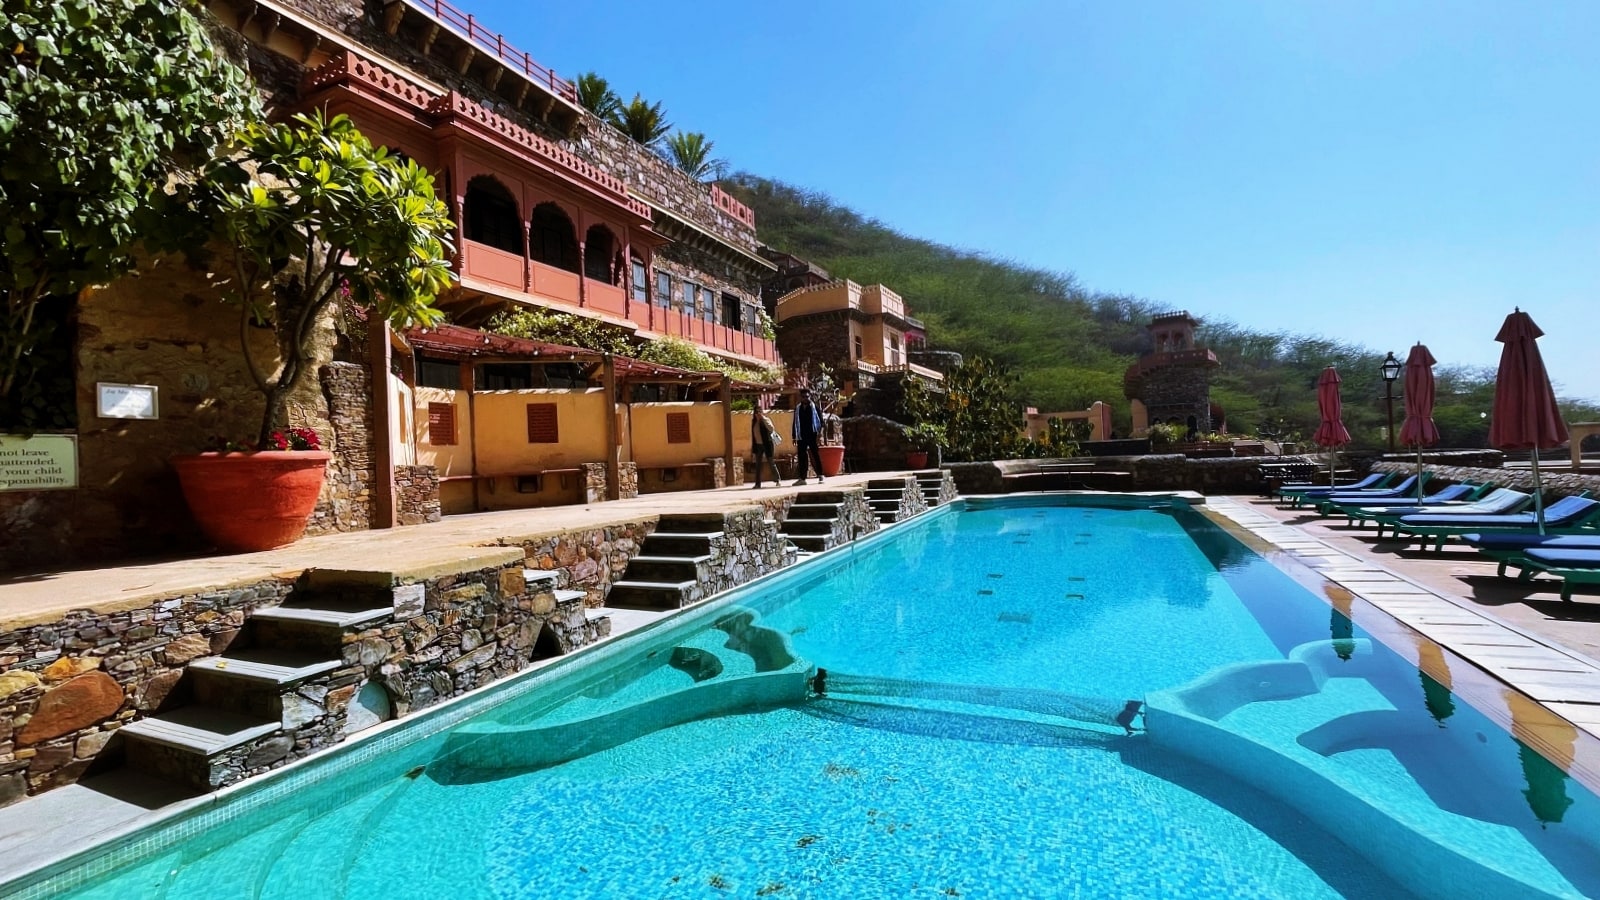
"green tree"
486,307,634,355
575,71,621,121
665,132,727,181
900,357,1025,461
212,112,455,445
613,94,671,146
0,0,259,426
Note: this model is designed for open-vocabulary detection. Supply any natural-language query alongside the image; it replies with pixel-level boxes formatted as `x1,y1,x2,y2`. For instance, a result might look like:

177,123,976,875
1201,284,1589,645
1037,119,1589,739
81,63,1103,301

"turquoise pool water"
22,500,1600,899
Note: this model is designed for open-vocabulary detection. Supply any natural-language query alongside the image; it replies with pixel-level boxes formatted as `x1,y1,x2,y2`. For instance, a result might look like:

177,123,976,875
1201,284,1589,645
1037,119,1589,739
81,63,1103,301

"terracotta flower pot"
171,451,331,552
818,445,846,477
905,451,929,469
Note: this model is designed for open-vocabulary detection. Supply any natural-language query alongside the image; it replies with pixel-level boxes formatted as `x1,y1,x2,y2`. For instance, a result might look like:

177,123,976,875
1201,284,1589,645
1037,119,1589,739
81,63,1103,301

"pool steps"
114,569,602,792
1147,639,1600,899
430,606,810,780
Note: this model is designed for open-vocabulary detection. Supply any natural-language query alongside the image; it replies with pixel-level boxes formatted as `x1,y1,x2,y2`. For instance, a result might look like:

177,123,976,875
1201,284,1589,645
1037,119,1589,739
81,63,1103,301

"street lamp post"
1381,351,1403,452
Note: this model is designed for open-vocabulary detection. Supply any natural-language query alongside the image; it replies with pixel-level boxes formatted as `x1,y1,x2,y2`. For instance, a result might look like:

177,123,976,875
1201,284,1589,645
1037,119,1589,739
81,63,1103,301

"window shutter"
427,402,457,446
527,403,560,443
666,412,691,444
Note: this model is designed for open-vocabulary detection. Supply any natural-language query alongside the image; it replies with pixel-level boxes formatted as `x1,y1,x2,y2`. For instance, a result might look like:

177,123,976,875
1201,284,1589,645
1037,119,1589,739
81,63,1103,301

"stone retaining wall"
678,508,797,605
511,520,657,607
0,578,296,805
395,465,441,525
1371,461,1600,498
305,362,376,536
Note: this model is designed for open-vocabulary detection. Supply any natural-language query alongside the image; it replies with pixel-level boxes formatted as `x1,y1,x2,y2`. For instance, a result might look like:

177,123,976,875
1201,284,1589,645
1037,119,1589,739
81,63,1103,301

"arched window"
584,224,619,283
463,176,522,255
530,202,579,273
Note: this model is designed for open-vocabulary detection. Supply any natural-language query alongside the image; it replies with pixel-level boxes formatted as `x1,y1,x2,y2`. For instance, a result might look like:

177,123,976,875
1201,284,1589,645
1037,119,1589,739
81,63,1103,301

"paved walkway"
1212,496,1600,737
0,472,895,630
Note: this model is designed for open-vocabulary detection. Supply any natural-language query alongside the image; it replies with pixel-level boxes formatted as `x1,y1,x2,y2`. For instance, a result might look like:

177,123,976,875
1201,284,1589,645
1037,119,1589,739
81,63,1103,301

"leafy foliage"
634,337,781,386
728,174,1600,448
665,132,726,181
900,357,1028,462
486,307,634,355
0,0,259,426
612,94,671,147
212,112,455,444
575,71,621,121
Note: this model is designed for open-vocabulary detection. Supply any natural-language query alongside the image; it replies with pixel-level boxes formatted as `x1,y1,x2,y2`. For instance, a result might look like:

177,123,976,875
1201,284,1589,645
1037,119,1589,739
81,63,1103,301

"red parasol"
1398,343,1440,501
1489,309,1569,532
1314,366,1351,485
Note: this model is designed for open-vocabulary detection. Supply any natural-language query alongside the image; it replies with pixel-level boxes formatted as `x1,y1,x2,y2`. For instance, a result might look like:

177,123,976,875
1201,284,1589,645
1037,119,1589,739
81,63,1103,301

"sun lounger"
1318,480,1478,518
1310,473,1431,513
1461,532,1600,577
1390,496,1600,552
1277,472,1393,506
1516,548,1600,601
1358,488,1531,537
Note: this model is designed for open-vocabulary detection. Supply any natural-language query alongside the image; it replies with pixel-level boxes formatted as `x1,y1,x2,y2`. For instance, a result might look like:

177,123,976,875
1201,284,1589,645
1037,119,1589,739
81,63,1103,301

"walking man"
793,390,825,485
751,403,780,488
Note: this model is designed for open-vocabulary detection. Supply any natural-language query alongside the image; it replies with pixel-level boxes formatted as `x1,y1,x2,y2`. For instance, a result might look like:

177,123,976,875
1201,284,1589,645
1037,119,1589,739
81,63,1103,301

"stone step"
247,604,392,656
605,579,696,611
867,478,910,489
119,707,280,756
553,589,588,606
784,502,844,520
523,568,562,589
864,487,904,499
188,651,342,690
652,514,729,535
913,470,944,478
625,554,709,582
786,534,831,554
798,490,850,503
874,512,898,523
867,498,900,509
781,518,837,536
640,532,719,557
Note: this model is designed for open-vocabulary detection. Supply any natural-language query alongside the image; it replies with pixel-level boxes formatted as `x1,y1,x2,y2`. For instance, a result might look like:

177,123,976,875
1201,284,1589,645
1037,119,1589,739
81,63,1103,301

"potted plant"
171,112,454,551
903,422,945,469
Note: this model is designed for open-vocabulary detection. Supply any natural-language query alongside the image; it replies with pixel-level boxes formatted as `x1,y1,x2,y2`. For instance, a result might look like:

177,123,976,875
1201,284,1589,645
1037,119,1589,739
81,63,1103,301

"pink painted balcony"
530,261,581,308
463,240,524,292
585,280,627,317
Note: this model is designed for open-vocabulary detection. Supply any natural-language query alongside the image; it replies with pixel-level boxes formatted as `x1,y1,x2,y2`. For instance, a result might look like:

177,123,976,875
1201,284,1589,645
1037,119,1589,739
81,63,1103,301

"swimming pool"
13,497,1600,898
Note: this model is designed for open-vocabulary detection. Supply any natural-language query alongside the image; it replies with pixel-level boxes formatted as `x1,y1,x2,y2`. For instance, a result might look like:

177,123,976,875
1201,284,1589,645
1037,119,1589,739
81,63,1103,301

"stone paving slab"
1209,496,1600,733
0,473,897,630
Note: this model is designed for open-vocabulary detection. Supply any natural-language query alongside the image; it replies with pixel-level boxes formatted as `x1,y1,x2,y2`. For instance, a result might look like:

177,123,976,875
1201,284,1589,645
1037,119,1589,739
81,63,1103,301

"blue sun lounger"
1516,548,1600,602
1461,532,1600,578
1390,496,1600,552
1311,473,1431,514
1358,488,1532,537
1277,472,1393,507
1319,481,1482,519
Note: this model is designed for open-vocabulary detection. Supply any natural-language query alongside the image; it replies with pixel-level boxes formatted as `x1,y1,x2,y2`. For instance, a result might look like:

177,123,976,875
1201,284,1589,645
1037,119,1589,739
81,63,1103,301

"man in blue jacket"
793,390,825,485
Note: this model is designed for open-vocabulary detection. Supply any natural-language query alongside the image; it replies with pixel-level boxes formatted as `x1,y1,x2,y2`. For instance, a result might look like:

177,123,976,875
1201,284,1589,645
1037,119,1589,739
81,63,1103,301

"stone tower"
1122,312,1220,437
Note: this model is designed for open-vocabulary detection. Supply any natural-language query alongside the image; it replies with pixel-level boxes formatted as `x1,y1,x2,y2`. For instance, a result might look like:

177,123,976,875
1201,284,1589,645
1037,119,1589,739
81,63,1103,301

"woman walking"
751,404,780,488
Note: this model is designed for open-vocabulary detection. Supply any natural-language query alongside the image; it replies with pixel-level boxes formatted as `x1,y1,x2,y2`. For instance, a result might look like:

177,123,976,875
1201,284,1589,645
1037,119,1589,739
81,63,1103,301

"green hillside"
725,174,1598,448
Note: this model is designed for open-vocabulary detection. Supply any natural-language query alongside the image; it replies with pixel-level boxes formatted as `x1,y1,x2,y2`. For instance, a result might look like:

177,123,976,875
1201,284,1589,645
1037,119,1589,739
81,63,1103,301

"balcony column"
603,353,620,500
575,240,587,308
521,219,532,292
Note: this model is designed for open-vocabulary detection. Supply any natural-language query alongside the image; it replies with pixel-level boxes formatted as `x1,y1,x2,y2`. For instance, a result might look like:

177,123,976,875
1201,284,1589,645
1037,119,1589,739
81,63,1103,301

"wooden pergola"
404,324,780,501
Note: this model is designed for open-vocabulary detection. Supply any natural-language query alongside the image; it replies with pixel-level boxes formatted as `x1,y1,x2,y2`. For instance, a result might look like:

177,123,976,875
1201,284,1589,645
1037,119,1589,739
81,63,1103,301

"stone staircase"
606,514,723,610
780,497,847,554
864,475,927,524
115,570,593,792
917,469,952,508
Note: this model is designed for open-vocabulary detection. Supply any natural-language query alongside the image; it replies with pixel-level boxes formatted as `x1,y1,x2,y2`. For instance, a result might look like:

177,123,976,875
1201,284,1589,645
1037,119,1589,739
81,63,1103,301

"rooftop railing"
400,0,576,104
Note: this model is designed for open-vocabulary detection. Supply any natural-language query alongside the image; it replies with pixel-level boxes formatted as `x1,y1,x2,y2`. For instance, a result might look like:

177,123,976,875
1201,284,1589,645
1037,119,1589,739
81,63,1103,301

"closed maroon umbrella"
1489,309,1569,533
1398,343,1440,501
1314,367,1351,485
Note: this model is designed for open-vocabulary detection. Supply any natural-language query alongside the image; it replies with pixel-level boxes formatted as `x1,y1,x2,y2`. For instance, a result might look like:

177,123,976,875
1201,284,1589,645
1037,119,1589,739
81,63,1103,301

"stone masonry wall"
896,475,930,521
1371,460,1600,499
675,508,797,605
776,315,852,374
1137,364,1213,434
0,577,296,805
395,465,441,525
513,520,657,607
306,362,376,535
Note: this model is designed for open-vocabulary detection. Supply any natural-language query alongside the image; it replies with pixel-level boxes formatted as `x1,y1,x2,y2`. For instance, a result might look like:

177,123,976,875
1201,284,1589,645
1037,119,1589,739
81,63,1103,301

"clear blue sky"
469,0,1599,404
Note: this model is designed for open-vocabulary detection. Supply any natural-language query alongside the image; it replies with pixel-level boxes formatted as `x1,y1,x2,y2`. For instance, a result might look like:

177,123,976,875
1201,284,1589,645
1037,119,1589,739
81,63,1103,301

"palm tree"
613,94,671,146
575,71,620,120
665,132,727,181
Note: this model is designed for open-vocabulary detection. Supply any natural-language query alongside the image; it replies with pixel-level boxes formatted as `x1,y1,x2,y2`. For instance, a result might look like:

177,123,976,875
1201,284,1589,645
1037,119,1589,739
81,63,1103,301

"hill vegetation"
725,174,1599,449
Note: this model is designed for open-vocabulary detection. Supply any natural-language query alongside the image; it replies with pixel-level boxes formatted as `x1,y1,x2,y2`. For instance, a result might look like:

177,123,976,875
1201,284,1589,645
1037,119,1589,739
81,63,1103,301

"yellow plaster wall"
732,409,796,457
775,280,859,321
472,389,609,473
629,401,728,467
414,386,473,478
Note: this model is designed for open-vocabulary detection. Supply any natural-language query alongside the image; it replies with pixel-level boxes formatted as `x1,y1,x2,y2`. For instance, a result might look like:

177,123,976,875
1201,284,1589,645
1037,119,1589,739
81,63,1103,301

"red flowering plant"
204,426,321,453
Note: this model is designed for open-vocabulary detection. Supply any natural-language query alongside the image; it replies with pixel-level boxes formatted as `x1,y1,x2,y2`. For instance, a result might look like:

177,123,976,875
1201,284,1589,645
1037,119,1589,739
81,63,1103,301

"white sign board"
0,434,79,491
96,382,160,420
